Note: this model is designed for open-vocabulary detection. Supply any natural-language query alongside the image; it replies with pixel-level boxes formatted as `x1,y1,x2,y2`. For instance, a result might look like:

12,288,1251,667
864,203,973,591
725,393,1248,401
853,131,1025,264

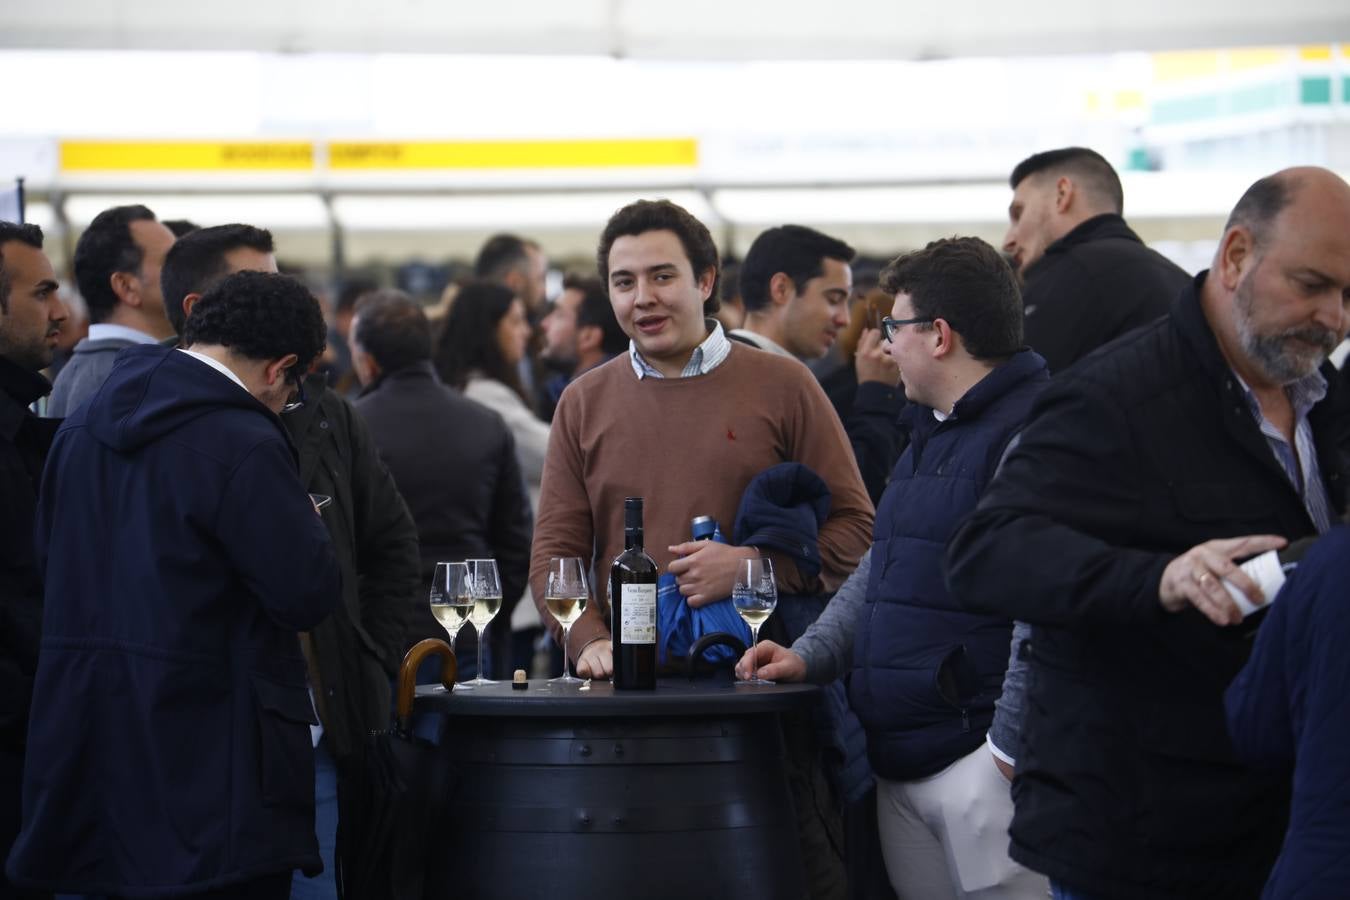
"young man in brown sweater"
529,199,874,679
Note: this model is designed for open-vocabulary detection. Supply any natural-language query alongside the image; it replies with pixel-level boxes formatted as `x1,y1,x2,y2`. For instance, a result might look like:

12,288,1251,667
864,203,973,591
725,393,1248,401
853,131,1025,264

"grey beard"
1237,321,1337,384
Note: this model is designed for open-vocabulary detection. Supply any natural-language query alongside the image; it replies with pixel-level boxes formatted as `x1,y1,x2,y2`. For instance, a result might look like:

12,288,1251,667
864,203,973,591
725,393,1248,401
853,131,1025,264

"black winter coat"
946,274,1350,899
0,360,56,756
352,363,532,672
1022,213,1191,374
282,373,420,763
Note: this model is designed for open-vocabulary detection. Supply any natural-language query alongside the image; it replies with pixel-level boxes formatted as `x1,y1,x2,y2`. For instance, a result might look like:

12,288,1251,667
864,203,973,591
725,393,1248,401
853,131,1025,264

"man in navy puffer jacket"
740,237,1048,899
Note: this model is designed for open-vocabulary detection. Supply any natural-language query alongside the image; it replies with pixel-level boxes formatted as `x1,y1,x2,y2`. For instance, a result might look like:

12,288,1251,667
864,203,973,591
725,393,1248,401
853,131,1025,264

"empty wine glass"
733,557,778,686
429,562,473,691
544,557,589,685
466,558,502,686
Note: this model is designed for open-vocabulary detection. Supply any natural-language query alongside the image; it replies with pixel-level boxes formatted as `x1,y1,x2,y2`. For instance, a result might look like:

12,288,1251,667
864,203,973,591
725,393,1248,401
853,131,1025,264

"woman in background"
435,279,550,508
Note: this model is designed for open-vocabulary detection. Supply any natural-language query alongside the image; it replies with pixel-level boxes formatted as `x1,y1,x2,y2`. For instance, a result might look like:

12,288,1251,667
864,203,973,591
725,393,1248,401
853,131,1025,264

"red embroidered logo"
726,428,736,441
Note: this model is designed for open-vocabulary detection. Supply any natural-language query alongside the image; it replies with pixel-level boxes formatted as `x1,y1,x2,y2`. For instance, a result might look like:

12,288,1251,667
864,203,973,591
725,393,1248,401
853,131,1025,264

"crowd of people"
0,146,1347,900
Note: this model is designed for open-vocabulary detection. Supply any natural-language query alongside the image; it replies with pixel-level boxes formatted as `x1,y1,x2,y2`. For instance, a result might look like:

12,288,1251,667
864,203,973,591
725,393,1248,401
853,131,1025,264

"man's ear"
931,318,960,360
265,353,301,387
768,272,795,307
697,266,716,302
110,270,139,306
576,323,602,355
1216,225,1256,292
181,292,202,323
1054,176,1076,214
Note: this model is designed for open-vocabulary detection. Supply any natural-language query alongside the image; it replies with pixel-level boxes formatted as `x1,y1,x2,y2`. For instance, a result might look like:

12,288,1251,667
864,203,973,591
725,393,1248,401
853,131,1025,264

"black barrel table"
414,678,819,900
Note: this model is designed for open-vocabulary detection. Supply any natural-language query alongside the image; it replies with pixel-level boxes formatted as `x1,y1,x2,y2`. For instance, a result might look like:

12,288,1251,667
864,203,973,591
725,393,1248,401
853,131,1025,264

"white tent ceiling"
6,0,1349,59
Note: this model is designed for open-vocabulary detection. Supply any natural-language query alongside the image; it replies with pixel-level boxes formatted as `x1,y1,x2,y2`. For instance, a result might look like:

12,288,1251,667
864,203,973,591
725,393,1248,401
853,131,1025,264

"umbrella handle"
397,638,458,731
686,631,748,680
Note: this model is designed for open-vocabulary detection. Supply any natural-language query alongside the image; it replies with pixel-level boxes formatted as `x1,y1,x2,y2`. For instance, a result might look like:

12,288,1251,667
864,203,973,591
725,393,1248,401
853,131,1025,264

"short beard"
1233,275,1337,384
0,330,53,373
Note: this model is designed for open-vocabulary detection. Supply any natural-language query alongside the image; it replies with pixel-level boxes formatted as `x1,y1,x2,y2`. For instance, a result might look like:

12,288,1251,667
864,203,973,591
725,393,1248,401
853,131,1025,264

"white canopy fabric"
3,0,1348,59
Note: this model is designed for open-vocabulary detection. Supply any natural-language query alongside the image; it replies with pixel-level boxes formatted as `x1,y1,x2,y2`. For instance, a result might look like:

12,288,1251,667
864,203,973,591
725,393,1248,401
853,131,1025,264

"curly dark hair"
74,205,158,324
182,270,326,373
433,279,528,401
879,236,1023,361
0,221,44,313
596,199,721,315
161,223,275,336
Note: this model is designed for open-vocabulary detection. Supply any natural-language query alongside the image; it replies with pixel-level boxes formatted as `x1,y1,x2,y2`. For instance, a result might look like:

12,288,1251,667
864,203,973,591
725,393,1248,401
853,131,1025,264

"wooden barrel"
419,681,815,900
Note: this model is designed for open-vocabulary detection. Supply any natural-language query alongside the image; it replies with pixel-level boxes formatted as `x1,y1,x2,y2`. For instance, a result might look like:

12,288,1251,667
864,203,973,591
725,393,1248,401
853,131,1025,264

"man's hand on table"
735,640,806,683
667,540,759,608
576,639,613,680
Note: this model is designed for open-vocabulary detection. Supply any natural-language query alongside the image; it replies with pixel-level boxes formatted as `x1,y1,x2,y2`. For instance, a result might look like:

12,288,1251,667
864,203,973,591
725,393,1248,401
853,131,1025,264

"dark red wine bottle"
610,497,657,689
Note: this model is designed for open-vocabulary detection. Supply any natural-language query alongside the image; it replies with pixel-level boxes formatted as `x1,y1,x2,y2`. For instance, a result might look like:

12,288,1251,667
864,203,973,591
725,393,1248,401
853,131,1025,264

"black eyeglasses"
881,316,936,342
281,371,307,414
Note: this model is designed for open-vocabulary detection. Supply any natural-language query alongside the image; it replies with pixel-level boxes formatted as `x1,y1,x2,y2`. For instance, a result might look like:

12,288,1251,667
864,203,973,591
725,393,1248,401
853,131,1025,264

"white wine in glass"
545,557,589,685
466,558,502,686
429,562,473,690
733,557,778,685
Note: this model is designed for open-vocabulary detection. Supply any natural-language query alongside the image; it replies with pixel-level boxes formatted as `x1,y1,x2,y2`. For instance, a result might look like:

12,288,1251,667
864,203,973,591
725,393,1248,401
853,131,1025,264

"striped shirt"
1233,368,1335,534
628,319,732,380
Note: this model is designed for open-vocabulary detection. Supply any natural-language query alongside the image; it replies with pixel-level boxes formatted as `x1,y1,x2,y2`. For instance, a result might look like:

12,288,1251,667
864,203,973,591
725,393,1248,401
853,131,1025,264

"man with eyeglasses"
159,226,420,900
947,167,1350,900
739,236,1050,899
8,271,339,899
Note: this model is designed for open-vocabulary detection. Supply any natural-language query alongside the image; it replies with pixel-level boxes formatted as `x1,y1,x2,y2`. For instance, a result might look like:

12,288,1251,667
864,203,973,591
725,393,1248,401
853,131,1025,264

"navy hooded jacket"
1226,526,1350,900
6,345,339,896
850,349,1047,781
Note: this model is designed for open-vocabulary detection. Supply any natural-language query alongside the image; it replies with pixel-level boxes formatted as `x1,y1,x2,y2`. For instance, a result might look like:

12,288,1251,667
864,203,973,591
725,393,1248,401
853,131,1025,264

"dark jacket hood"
81,344,275,453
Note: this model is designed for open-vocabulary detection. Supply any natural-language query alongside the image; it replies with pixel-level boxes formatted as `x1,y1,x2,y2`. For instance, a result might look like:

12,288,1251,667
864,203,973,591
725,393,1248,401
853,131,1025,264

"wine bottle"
610,497,658,689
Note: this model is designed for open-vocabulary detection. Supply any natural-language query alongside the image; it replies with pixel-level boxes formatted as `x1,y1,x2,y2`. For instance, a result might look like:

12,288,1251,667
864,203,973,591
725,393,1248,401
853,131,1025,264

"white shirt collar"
177,348,250,393
628,319,732,380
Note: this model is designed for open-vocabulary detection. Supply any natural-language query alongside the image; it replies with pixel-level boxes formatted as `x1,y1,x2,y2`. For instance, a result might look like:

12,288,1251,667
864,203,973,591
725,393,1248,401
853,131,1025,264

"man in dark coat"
1226,525,1350,899
158,226,420,900
348,289,532,668
1002,147,1191,374
7,271,339,898
947,167,1350,899
0,222,66,900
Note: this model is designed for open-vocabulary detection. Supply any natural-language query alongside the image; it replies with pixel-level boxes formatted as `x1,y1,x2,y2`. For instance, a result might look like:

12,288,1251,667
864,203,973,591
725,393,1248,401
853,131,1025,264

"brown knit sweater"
530,343,875,659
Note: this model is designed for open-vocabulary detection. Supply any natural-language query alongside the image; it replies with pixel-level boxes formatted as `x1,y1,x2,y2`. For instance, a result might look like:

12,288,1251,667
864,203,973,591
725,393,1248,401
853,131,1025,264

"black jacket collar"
0,357,52,442
1027,213,1142,281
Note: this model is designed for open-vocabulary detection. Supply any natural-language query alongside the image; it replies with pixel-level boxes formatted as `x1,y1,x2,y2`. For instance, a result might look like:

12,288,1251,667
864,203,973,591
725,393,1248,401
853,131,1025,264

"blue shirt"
1233,368,1335,534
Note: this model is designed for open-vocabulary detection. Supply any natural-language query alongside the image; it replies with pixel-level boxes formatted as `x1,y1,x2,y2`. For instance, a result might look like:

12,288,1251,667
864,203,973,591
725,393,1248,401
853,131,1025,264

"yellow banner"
61,141,315,171
328,138,698,170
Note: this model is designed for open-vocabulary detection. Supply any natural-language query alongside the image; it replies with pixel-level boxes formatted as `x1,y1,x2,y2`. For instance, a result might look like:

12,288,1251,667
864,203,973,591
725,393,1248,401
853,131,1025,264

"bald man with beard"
947,167,1350,900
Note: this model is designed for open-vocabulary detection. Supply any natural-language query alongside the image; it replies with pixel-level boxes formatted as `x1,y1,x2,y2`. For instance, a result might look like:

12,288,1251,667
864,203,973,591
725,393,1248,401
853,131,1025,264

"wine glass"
466,558,502,686
733,557,778,686
544,557,589,685
429,562,473,691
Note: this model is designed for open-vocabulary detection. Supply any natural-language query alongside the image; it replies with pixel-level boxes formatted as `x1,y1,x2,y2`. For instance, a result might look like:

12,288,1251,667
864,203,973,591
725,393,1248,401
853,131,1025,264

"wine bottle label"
619,583,657,644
